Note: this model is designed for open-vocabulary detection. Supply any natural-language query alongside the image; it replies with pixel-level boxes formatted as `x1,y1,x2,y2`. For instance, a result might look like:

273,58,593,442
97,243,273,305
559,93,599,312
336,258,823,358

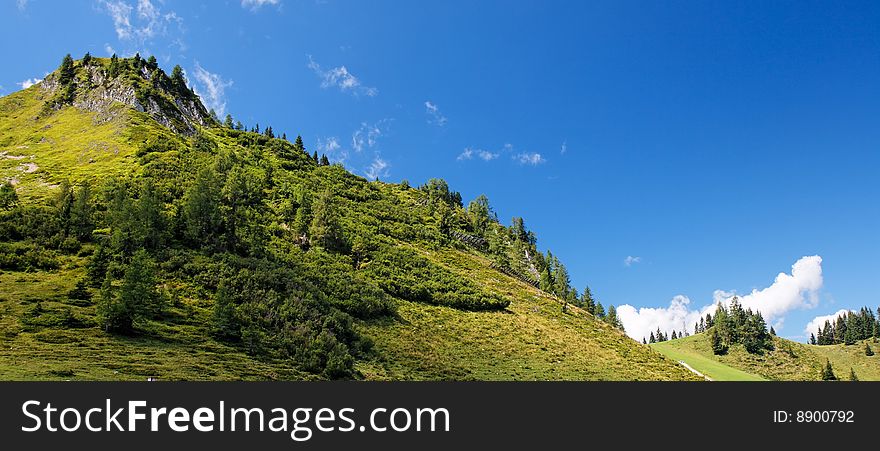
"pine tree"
308,190,345,252
224,114,234,129
821,359,836,381
649,332,656,344
770,326,776,336
671,330,678,340
0,182,17,210
593,301,605,319
171,65,186,91
213,281,239,340
810,333,817,345
108,54,121,77
312,151,319,164
82,52,92,65
642,337,647,344
581,286,595,313
58,54,75,85
865,342,874,356
320,154,330,166
710,328,727,355
294,135,305,152
849,368,859,382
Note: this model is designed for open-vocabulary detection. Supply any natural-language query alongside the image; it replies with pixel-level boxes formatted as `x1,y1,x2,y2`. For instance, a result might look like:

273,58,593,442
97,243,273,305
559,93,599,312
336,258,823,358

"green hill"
0,54,699,381
652,333,880,381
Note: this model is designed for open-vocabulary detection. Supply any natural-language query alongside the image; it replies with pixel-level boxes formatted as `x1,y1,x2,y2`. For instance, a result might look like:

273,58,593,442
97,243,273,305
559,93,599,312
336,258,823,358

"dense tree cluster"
811,307,880,346
705,298,773,355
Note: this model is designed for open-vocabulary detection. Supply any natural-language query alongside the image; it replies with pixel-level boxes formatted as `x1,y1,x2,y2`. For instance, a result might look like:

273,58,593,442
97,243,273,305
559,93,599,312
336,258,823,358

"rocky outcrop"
41,62,211,135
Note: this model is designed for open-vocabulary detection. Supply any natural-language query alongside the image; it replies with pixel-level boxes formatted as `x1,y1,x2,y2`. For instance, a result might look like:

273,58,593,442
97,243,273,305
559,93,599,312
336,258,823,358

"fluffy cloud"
618,256,824,341
241,0,280,10
514,152,545,165
18,78,42,89
624,256,641,267
307,55,377,97
456,148,473,161
804,309,852,337
191,63,233,116
424,101,447,126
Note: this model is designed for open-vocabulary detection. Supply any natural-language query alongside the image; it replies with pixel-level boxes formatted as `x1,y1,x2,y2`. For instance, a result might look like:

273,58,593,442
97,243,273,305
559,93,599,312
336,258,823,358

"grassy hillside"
0,54,698,381
652,333,880,381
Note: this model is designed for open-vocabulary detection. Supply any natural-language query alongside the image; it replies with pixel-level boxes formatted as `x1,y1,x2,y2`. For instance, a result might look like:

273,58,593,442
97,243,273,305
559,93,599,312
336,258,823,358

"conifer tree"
865,342,874,356
649,332,656,344
294,135,305,152
810,333,817,345
308,190,345,252
58,54,75,85
224,114,234,129
320,154,330,166
821,359,836,381
849,368,858,382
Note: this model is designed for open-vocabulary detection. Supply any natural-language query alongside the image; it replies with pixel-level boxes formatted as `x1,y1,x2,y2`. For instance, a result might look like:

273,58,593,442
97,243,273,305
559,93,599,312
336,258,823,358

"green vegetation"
0,54,695,381
652,332,880,381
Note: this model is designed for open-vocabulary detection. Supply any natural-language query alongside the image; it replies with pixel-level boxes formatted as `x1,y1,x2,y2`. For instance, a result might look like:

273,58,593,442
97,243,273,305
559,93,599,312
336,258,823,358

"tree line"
811,307,880,346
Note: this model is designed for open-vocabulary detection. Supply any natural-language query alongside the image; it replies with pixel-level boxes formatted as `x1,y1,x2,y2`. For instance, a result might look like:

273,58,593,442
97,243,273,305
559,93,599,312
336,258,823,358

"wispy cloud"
100,0,185,53
617,256,824,341
241,0,280,10
307,55,377,97
364,156,389,180
624,256,642,267
191,63,233,116
104,43,117,56
316,136,347,163
424,101,447,126
351,120,389,152
560,140,567,155
457,147,498,162
514,152,545,165
16,0,28,11
18,78,42,89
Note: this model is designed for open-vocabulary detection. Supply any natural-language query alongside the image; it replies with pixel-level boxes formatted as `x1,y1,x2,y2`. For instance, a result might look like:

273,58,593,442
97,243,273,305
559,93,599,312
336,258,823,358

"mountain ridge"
1,54,697,380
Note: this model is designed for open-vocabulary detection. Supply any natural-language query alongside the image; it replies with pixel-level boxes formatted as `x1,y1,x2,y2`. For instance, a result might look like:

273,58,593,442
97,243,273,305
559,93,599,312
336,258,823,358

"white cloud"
241,0,280,10
191,63,233,116
478,150,499,161
514,152,545,165
17,0,28,11
560,140,567,155
618,256,824,342
307,55,377,97
351,121,388,152
424,101,447,126
316,136,346,163
104,43,117,56
457,147,498,162
624,256,641,267
364,156,389,180
18,78,42,89
101,0,184,50
804,309,852,338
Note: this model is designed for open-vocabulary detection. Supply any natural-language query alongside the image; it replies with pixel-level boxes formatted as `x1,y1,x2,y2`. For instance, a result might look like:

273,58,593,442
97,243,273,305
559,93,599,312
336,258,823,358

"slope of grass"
358,247,700,381
652,338,766,381
0,85,154,201
652,333,880,381
0,60,701,381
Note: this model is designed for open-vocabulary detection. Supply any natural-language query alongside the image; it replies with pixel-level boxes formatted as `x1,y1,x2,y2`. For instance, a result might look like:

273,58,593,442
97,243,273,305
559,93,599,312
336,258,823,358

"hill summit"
0,54,698,380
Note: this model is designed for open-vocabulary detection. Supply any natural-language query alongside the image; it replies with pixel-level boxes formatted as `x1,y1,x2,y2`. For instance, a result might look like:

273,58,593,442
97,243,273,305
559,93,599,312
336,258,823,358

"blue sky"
3,0,879,341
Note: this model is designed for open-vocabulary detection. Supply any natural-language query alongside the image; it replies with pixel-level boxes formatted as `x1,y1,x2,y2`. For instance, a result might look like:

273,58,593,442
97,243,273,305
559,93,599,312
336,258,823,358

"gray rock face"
42,63,211,136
